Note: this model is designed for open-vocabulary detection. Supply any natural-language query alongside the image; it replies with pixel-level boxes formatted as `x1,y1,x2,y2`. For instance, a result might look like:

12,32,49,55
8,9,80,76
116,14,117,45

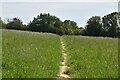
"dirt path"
57,37,70,78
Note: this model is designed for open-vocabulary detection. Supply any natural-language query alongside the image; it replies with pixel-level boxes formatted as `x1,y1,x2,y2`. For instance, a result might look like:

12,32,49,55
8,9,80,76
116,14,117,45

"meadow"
2,29,118,78
2,30,62,78
63,36,118,78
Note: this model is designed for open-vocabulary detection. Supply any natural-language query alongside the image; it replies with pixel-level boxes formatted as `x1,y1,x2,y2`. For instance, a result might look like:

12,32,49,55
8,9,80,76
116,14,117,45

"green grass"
2,29,118,78
2,29,62,78
63,36,118,78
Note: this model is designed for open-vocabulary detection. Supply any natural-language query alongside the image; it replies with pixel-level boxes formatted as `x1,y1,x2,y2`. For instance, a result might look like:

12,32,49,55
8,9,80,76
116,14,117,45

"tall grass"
63,36,118,78
2,30,62,78
2,29,118,78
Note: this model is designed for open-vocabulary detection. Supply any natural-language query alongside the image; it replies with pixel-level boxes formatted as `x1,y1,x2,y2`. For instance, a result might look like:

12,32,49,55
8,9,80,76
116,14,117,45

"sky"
0,0,119,2
1,0,119,27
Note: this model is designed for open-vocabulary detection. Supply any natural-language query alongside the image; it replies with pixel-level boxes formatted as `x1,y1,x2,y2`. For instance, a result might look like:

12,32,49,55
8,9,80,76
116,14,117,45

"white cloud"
1,0,119,2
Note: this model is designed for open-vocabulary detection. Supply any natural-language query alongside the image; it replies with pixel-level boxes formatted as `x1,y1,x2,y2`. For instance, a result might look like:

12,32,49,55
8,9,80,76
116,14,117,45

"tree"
102,12,119,37
0,18,3,29
28,13,63,35
85,16,102,36
0,17,6,29
117,12,120,37
63,20,79,35
6,17,23,30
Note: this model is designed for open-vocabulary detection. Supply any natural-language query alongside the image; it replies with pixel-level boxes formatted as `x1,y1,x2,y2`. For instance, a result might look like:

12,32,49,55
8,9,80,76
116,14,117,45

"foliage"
62,20,79,35
1,12,120,37
6,18,23,30
0,18,2,29
102,12,119,37
0,18,6,29
84,16,102,36
84,12,120,37
3,17,27,30
28,13,63,35
28,13,81,35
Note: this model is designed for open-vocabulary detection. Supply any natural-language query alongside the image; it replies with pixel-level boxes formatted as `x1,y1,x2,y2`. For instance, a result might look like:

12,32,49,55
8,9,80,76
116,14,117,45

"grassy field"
2,29,118,78
2,30,62,78
63,36,118,78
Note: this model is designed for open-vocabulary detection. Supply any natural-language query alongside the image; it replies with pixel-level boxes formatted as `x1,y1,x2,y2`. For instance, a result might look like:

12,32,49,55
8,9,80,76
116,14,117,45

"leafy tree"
20,24,28,30
85,16,102,36
6,17,23,30
117,12,120,37
0,17,6,29
28,13,81,35
0,17,3,29
102,12,119,37
28,13,63,35
63,20,79,35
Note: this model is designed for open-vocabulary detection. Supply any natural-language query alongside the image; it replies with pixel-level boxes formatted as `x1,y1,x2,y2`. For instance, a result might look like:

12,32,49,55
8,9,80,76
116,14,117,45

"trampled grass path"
57,37,70,78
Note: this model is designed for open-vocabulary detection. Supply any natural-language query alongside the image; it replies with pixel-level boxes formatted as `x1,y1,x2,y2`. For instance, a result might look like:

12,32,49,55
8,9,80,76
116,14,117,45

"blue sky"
1,2,118,27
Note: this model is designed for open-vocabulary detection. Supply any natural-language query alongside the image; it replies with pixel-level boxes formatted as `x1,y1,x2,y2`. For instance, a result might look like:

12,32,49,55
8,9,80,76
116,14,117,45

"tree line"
0,12,120,37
